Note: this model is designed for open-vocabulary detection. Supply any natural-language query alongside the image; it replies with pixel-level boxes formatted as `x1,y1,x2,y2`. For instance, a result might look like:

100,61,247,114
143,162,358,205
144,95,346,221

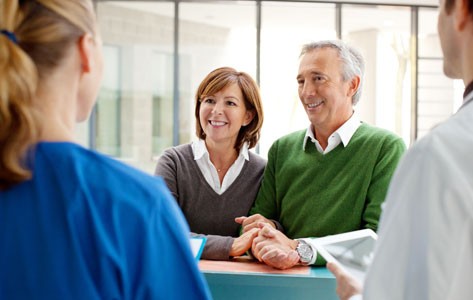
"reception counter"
199,258,337,300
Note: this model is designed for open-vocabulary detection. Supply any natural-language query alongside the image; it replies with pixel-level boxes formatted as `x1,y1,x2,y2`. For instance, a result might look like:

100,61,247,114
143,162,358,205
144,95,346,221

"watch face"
297,242,313,263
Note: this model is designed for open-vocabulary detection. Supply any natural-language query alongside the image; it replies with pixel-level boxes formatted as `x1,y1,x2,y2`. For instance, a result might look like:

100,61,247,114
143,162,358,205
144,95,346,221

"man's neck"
312,112,354,149
463,80,473,99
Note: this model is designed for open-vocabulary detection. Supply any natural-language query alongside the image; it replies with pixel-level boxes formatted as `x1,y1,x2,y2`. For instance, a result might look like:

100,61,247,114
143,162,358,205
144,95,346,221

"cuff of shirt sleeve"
298,238,318,265
349,294,363,300
271,219,285,233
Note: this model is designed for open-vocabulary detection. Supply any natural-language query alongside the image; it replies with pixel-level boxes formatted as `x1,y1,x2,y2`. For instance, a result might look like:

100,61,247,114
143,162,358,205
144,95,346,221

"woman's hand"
235,214,275,233
229,228,260,257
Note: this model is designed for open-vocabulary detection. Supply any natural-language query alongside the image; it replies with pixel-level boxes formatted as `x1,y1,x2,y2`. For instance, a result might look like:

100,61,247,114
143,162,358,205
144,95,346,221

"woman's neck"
34,81,77,142
205,139,239,174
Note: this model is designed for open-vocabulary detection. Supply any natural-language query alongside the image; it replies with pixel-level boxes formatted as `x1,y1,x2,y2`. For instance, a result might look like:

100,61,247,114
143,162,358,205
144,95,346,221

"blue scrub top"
0,142,211,300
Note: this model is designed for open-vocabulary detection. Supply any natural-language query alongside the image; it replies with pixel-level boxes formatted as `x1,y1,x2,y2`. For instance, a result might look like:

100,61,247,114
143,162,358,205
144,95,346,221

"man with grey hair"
236,40,405,269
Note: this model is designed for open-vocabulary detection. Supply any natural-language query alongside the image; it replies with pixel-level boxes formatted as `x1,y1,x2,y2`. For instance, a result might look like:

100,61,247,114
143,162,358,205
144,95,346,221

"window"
151,51,173,155
417,7,461,139
95,1,174,172
259,1,336,156
89,1,455,175
95,45,121,156
178,1,257,144
343,4,412,145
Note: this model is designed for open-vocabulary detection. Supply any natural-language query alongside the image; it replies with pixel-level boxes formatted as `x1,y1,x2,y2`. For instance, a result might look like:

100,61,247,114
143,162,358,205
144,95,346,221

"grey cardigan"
155,143,266,260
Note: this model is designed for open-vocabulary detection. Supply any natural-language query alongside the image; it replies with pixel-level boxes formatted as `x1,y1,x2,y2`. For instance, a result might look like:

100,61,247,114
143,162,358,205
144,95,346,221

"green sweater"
250,123,405,241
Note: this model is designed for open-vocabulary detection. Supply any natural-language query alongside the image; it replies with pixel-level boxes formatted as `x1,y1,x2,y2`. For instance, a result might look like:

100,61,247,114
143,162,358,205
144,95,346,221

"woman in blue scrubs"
0,1,211,299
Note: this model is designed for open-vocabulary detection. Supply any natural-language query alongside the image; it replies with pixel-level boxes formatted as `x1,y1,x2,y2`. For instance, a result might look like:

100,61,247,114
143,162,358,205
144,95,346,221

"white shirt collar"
192,139,250,195
192,139,250,161
302,113,361,151
192,139,208,160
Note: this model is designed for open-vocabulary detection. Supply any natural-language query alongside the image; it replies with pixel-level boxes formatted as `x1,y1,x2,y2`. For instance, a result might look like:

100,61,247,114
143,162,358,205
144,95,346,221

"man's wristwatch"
295,239,313,265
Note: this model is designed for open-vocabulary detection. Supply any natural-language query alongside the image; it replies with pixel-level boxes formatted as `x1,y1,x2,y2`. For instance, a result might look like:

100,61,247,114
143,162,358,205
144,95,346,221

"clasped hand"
235,215,299,269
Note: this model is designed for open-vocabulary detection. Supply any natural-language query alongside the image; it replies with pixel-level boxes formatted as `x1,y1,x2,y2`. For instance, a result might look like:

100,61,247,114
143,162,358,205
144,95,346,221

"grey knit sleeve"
154,148,179,200
191,232,234,261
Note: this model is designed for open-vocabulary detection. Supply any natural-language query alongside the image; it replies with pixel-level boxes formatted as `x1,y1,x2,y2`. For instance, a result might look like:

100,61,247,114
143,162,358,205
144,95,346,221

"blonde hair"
0,0,96,190
194,67,264,151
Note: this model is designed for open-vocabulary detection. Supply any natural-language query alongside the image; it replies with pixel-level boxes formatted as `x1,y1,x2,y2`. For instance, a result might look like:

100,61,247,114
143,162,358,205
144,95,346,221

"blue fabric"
0,142,211,300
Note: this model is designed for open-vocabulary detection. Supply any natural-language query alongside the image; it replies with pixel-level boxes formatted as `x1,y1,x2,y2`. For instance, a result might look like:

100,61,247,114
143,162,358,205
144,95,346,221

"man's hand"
229,228,259,257
327,262,363,300
251,223,299,269
235,214,275,233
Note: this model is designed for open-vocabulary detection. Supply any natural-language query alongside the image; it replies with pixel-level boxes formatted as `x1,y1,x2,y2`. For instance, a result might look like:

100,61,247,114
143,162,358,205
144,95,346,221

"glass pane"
96,45,121,157
260,1,336,156
96,1,174,173
343,5,412,145
75,119,89,148
418,7,462,139
87,0,447,174
179,1,257,145
151,52,173,155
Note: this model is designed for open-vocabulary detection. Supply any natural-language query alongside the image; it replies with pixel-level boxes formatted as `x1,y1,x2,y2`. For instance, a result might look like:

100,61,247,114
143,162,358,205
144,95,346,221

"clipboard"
311,229,377,282
190,237,207,260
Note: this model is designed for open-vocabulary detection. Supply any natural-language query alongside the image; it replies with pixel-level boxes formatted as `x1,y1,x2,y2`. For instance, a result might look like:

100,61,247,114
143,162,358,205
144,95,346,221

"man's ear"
77,33,95,74
347,76,361,98
454,0,470,31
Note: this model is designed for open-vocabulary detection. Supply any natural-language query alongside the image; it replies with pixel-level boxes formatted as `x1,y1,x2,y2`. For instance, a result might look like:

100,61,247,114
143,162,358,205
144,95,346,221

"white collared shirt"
192,139,249,195
302,113,361,154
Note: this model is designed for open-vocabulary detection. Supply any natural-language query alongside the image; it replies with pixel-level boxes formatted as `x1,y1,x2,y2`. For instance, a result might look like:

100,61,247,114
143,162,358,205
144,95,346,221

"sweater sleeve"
154,149,179,200
363,135,406,231
191,232,234,261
